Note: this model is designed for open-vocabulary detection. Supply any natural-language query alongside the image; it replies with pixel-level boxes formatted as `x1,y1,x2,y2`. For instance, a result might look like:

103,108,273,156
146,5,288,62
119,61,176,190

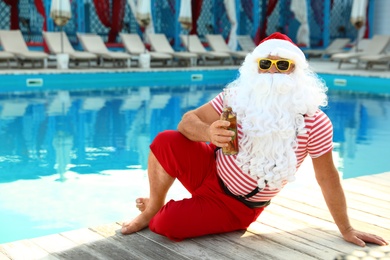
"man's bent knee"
152,130,188,148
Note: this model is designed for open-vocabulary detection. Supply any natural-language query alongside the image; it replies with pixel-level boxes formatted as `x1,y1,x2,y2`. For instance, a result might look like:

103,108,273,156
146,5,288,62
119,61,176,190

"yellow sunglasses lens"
258,59,292,71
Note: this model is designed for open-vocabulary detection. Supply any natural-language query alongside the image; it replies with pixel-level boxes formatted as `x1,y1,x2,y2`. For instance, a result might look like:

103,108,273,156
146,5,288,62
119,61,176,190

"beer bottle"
220,106,239,155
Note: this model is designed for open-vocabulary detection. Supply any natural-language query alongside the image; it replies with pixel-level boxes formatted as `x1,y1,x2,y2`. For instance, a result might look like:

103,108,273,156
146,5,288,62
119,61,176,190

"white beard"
224,57,328,190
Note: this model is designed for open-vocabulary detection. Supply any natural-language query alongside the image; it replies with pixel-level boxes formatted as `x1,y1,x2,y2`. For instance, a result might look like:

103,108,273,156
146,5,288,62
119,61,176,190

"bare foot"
135,198,149,212
121,212,152,235
121,198,154,235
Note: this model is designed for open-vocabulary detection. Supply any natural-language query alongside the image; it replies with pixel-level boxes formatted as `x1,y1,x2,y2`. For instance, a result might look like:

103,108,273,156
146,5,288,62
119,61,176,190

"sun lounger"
43,31,98,67
331,38,370,55
237,35,257,52
205,34,247,64
331,35,390,68
0,30,48,68
358,53,390,70
0,51,15,68
304,38,350,59
180,34,232,65
119,33,173,66
77,33,131,67
147,34,198,66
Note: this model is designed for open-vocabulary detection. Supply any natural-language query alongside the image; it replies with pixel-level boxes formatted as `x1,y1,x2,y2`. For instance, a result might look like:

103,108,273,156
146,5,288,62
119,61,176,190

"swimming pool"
0,85,389,244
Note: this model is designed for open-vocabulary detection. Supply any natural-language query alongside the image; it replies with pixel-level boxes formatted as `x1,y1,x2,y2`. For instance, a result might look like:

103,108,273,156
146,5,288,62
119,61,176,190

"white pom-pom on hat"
252,32,308,69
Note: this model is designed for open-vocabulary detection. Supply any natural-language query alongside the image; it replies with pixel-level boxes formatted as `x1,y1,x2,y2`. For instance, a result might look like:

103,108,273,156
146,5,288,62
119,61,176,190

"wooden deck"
1,167,389,260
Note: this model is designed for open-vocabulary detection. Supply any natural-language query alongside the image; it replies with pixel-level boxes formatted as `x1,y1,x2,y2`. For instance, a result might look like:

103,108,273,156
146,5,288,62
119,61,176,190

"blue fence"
0,0,375,51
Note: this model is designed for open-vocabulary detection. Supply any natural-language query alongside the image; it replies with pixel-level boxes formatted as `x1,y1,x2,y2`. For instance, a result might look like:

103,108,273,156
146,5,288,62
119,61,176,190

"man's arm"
312,151,388,247
177,103,235,147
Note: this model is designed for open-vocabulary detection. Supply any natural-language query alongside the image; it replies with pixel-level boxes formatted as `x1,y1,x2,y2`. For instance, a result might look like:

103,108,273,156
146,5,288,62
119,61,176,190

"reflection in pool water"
323,91,390,179
0,86,389,243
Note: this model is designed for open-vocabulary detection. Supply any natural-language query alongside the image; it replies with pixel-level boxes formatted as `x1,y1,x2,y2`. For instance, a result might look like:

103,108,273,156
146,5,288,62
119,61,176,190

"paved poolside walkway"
0,58,389,78
0,166,389,260
309,59,390,78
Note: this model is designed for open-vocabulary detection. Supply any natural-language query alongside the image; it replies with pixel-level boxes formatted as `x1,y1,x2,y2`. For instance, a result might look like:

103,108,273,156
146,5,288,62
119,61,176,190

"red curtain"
93,0,126,42
254,0,278,44
190,0,203,34
364,6,369,38
3,0,20,29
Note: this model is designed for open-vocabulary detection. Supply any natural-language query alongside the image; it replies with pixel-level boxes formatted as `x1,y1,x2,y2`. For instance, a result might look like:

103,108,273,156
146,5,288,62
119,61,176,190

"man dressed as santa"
121,32,388,247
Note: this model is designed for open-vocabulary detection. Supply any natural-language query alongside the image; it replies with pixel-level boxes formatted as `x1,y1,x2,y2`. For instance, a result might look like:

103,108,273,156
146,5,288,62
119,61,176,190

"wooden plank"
55,229,110,260
0,239,59,260
52,246,105,260
367,172,390,181
334,246,390,259
90,223,190,260
137,228,225,260
357,173,390,187
31,233,107,260
31,234,78,254
278,183,390,217
247,221,343,260
0,251,10,260
258,205,362,254
216,230,319,260
67,232,150,260
190,231,316,260
277,194,390,237
89,222,121,237
130,216,344,260
273,193,390,230
342,180,390,202
275,173,390,230
75,238,140,260
265,202,389,249
60,228,106,244
343,187,386,208
347,178,390,194
271,197,389,240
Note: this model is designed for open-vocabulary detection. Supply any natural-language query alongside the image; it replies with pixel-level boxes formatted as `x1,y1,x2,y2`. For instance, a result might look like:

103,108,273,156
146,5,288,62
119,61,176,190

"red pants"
149,130,265,241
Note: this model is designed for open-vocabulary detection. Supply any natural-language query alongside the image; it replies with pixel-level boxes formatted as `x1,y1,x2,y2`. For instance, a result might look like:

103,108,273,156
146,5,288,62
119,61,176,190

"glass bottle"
220,106,239,155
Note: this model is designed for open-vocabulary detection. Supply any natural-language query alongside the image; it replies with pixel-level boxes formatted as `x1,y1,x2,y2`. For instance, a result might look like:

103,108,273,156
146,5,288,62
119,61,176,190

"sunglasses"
257,58,294,72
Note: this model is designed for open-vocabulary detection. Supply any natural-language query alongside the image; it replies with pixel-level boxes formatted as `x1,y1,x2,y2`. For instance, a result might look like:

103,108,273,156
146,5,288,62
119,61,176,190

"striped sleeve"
306,110,334,158
209,92,224,114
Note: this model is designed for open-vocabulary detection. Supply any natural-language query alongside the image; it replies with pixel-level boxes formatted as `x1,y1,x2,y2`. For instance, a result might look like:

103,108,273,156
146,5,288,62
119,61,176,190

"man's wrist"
339,225,354,235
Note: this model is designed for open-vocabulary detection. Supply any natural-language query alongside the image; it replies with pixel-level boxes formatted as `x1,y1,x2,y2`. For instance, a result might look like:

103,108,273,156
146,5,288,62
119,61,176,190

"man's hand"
208,120,235,148
342,227,389,247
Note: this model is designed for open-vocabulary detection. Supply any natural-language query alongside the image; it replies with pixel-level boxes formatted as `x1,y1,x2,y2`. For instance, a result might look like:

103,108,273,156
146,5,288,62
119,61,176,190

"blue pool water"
0,85,389,244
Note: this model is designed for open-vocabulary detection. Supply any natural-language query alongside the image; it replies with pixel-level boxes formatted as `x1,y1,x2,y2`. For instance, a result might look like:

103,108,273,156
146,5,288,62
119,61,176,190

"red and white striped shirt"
210,92,333,202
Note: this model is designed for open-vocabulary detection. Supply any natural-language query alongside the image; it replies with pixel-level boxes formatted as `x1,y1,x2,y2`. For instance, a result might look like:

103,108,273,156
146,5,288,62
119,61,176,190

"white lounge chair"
331,35,390,68
180,34,232,65
359,53,390,70
77,33,131,67
43,31,98,67
237,35,257,52
119,33,173,66
148,34,198,66
304,38,350,59
0,30,48,68
0,51,15,68
206,34,247,64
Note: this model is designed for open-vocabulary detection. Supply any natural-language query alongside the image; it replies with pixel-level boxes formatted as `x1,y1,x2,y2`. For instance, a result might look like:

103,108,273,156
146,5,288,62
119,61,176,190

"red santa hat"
253,32,308,69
